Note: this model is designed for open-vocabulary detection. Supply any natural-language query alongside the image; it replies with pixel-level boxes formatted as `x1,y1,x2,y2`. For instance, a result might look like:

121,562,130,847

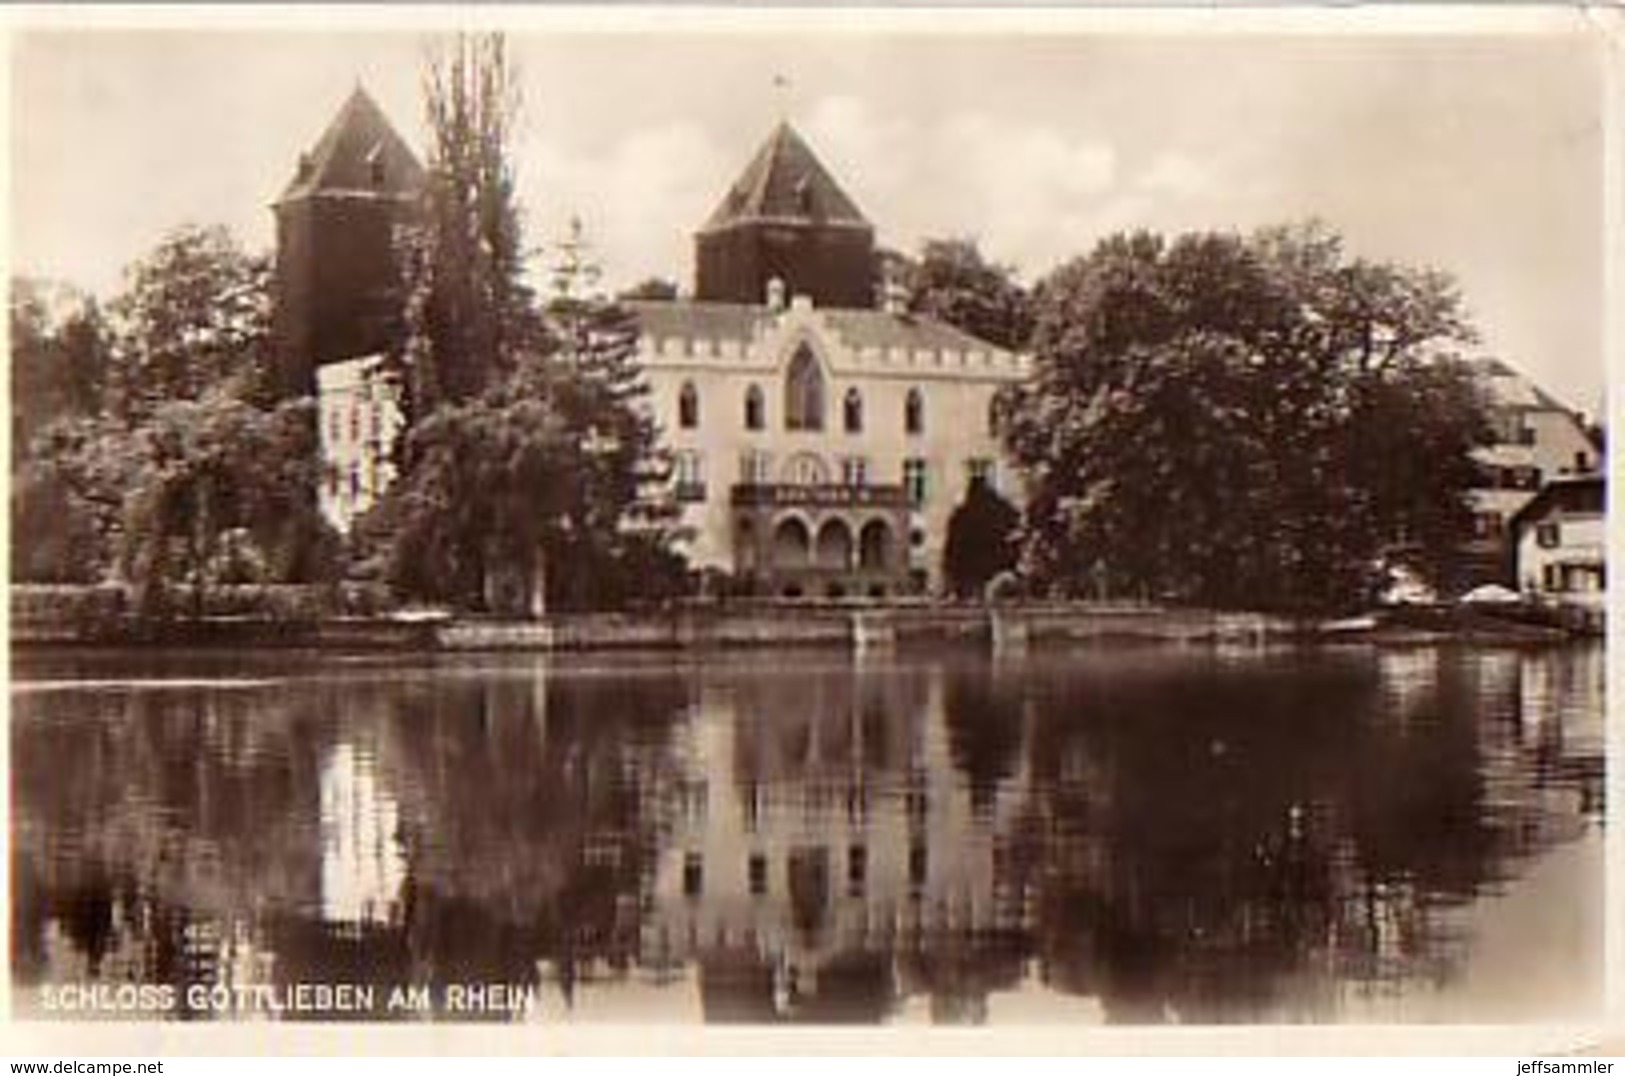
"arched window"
745,384,765,431
843,388,864,434
905,388,925,436
785,346,825,431
678,381,699,429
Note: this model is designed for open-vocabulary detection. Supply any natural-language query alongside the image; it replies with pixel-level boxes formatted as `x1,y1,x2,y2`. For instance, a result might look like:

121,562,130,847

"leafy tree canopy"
894,237,1034,352
1001,222,1490,613
105,224,273,420
943,475,1021,600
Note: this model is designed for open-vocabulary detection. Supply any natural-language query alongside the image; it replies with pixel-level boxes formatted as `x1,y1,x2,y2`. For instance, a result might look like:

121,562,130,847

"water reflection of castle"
12,647,1606,1024
645,664,1034,1022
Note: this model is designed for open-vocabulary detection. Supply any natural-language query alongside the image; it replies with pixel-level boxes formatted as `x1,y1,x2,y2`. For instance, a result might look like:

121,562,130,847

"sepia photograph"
5,5,1614,1051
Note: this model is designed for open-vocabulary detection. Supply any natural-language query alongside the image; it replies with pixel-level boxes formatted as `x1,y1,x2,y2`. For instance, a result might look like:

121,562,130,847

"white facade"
1468,358,1599,542
634,293,1030,593
316,354,404,533
1513,479,1605,609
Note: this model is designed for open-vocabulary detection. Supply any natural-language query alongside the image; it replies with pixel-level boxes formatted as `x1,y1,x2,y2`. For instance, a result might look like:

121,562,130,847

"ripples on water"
10,644,1605,1025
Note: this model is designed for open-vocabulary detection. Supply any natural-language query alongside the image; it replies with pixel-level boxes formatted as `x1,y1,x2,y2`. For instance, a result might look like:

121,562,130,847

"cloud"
521,120,727,293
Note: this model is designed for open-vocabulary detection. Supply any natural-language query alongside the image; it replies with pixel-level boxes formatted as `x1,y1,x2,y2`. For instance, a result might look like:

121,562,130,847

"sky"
9,15,1609,415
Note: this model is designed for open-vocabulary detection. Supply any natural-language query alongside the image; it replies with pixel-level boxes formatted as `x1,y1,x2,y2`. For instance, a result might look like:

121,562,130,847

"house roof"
277,85,426,204
1509,474,1605,532
625,299,1008,356
700,123,870,233
1472,357,1576,415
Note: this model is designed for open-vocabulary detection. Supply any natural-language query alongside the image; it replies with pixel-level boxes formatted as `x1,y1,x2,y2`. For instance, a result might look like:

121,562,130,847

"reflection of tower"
319,741,406,928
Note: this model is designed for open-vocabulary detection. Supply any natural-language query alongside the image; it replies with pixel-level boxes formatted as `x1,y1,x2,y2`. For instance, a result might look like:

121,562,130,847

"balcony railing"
731,482,910,509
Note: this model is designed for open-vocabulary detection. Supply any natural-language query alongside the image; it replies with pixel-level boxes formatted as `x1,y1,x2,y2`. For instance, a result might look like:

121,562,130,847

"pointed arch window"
785,346,825,432
745,384,765,431
678,381,700,430
843,388,864,434
905,388,925,436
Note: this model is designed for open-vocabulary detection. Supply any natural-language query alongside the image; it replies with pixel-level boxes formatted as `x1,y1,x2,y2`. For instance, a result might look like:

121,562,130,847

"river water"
11,643,1605,1025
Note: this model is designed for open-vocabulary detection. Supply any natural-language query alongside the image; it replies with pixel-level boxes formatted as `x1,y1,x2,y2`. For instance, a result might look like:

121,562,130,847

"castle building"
284,92,1026,593
631,123,1028,597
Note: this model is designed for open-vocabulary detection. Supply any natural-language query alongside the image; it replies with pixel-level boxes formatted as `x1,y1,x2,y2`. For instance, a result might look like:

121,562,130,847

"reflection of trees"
14,645,1604,1025
14,661,691,1020
1013,648,1602,1023
376,670,687,1011
13,681,328,1015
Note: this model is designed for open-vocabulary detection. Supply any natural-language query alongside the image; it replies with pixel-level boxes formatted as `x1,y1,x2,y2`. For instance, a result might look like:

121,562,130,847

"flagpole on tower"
772,73,791,122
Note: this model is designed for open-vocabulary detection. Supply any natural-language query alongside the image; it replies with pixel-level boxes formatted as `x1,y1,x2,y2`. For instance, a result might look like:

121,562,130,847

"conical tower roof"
278,85,426,204
701,122,870,232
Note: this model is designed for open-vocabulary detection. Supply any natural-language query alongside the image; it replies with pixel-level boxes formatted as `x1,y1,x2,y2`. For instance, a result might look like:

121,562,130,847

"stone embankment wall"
8,588,1302,652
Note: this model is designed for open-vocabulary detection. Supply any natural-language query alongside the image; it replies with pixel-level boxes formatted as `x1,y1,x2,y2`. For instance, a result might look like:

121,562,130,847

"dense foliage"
10,225,334,601
366,38,681,613
942,475,1021,600
999,224,1490,612
896,237,1033,351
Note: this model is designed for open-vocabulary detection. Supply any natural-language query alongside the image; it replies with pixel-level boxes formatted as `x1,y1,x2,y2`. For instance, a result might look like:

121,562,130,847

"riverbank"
8,586,1587,652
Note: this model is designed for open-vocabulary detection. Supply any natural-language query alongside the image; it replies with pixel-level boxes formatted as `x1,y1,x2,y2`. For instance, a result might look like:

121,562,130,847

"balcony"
730,483,910,510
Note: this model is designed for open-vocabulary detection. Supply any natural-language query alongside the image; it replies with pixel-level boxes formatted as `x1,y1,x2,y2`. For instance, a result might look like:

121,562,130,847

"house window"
903,458,928,506
843,388,864,433
908,842,928,889
905,388,925,436
1518,425,1536,447
675,450,706,502
740,450,773,486
328,408,342,445
678,381,699,429
349,403,361,444
847,845,867,897
1475,511,1504,539
348,463,361,503
683,852,704,898
1543,564,1563,592
1536,522,1561,549
841,456,869,488
785,346,825,431
748,853,768,897
1575,450,1591,473
745,384,765,431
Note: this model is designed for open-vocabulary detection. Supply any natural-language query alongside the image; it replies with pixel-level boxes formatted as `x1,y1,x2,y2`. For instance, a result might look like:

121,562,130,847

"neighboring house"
1461,358,1601,587
1510,473,1605,611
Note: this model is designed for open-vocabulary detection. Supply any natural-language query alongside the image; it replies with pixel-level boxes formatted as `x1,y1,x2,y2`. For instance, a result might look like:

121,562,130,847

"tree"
392,33,534,418
896,238,1033,351
11,414,131,583
10,278,110,450
538,220,683,610
118,392,335,614
368,40,684,613
942,475,1021,600
1000,223,1490,612
105,225,273,420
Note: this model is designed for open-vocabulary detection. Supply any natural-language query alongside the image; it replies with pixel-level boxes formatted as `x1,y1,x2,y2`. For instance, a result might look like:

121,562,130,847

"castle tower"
694,123,877,309
272,86,426,398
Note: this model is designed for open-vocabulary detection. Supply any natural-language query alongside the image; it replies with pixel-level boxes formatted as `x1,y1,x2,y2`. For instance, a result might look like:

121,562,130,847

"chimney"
766,276,787,311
